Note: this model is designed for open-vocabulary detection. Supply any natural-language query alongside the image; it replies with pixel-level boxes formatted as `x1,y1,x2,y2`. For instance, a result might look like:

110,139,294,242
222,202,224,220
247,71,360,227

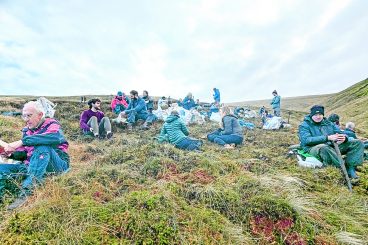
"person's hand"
4,143,15,153
327,134,339,142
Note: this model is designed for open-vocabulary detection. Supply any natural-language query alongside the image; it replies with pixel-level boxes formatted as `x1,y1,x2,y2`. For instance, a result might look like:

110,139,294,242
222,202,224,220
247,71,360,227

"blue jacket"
142,95,154,110
182,96,196,110
343,128,357,139
158,115,189,145
221,115,243,137
298,115,346,152
213,88,220,102
125,97,148,115
270,95,281,109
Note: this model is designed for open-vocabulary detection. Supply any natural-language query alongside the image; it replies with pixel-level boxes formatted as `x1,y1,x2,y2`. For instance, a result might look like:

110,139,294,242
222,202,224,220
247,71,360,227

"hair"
130,90,138,96
143,90,148,95
23,101,45,119
171,110,179,116
346,122,355,130
220,106,231,116
87,98,101,109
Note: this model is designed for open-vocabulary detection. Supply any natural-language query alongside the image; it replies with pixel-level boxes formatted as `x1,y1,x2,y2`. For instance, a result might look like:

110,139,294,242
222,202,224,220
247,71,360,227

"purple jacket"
80,109,105,132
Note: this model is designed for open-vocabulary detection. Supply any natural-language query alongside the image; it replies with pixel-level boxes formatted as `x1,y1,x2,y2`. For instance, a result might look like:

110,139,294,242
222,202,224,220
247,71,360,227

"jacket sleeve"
111,99,117,110
22,132,67,146
157,125,168,143
124,102,133,113
298,124,327,146
133,100,146,113
80,111,91,131
181,121,189,136
274,96,280,104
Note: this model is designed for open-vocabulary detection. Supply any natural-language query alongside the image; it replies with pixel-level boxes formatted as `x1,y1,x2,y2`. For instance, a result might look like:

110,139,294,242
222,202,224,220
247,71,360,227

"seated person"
157,111,202,151
344,122,368,149
207,106,243,148
158,96,168,110
234,107,245,118
142,90,154,113
121,90,157,130
80,98,113,139
328,113,340,128
111,91,129,114
182,93,196,110
0,101,70,209
298,105,364,179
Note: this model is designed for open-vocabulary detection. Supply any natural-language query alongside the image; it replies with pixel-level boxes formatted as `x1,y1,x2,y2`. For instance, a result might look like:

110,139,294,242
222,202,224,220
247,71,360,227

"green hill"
0,82,367,244
326,78,368,135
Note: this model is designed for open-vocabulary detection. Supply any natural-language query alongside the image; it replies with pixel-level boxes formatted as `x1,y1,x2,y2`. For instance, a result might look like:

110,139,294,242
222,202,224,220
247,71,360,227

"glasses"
22,113,33,120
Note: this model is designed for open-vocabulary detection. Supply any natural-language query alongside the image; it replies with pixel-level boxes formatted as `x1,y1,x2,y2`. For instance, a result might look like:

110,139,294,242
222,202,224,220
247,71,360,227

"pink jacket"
111,96,129,110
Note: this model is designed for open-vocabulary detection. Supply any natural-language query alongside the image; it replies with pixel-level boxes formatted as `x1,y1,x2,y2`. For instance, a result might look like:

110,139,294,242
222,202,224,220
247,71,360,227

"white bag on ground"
296,155,323,168
263,116,282,130
37,97,56,118
210,112,221,123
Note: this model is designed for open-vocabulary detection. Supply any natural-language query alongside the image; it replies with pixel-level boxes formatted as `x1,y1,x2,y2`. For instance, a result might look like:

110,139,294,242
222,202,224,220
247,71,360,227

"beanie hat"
117,91,123,96
272,90,278,95
328,113,340,125
310,105,324,116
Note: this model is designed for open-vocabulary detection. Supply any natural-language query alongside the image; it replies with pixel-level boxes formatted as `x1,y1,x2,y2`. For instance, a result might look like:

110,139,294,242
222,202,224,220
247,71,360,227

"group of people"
0,87,366,210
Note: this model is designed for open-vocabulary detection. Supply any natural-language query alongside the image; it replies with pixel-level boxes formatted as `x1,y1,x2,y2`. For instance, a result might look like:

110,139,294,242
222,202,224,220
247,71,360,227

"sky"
0,0,367,103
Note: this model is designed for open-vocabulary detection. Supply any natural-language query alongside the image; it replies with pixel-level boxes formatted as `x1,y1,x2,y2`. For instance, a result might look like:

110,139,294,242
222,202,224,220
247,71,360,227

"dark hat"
272,90,278,94
310,105,324,116
328,113,340,123
117,91,123,96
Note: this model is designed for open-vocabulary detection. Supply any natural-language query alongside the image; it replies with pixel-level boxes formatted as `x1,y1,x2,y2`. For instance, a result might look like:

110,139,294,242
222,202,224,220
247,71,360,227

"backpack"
37,97,57,118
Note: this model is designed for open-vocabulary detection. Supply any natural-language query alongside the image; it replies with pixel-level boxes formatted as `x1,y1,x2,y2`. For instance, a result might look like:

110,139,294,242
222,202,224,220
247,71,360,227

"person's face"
272,93,277,96
311,113,324,123
117,96,123,100
143,91,148,97
130,93,137,99
22,106,43,129
93,101,101,110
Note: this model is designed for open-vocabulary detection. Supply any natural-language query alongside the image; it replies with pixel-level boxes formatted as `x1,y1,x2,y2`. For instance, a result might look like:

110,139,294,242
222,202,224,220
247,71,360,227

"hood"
166,115,180,123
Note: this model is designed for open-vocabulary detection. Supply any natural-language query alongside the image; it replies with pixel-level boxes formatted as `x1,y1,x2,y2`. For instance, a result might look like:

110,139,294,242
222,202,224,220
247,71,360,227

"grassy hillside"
326,78,368,134
230,94,332,113
0,90,367,244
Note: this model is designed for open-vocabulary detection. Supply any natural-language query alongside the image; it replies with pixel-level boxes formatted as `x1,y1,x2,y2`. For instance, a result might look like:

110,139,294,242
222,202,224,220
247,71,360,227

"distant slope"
229,94,332,112
327,78,368,134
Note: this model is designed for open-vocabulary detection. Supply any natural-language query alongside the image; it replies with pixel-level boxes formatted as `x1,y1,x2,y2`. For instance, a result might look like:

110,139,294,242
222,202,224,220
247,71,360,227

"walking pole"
332,141,353,192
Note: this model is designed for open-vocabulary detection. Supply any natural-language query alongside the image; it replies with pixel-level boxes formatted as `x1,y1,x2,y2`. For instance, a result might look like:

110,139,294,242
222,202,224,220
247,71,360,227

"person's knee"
349,139,364,149
90,116,98,121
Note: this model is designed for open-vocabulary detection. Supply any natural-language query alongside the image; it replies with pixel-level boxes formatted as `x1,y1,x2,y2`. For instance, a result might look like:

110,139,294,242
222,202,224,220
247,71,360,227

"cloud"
0,0,367,103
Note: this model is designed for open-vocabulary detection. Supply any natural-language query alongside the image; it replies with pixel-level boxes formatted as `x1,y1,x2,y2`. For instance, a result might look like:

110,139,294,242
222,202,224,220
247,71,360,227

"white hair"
345,122,355,130
23,101,45,119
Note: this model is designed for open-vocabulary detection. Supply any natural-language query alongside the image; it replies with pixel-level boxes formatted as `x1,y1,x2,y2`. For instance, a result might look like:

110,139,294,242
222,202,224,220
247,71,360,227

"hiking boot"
224,144,235,149
140,122,150,130
7,196,27,210
127,123,133,131
347,167,358,179
106,132,113,139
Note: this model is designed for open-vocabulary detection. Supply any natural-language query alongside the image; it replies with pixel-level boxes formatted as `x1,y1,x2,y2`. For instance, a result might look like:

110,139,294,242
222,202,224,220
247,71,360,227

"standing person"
182,93,196,110
270,90,281,116
142,90,154,113
213,88,220,103
298,105,364,179
121,90,156,130
157,111,202,151
111,91,129,115
80,98,113,139
207,106,243,149
0,101,70,209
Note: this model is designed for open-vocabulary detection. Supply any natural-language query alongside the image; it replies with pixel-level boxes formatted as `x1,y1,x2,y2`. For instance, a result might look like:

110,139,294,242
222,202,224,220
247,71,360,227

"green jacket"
298,115,346,152
158,115,189,145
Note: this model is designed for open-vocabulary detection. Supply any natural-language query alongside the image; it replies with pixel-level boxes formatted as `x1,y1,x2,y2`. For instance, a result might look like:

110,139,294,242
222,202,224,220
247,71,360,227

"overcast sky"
0,0,367,102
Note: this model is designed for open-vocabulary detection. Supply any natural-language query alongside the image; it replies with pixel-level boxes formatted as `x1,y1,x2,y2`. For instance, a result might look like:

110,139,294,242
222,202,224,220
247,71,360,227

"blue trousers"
127,111,156,124
207,129,243,146
175,138,202,151
0,146,69,198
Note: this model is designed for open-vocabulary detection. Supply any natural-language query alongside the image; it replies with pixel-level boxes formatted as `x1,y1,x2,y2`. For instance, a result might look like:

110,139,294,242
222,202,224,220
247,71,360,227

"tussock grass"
0,94,367,244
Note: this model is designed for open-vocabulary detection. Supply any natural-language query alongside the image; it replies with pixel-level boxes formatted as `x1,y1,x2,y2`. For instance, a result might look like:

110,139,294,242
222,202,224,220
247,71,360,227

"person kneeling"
157,111,202,151
207,106,243,149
